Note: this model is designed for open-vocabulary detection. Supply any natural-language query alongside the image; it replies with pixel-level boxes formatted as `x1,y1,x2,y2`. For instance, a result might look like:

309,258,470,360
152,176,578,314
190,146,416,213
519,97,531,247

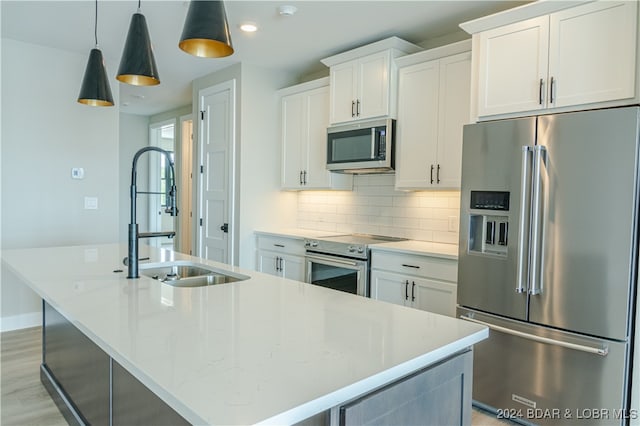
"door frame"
196,79,237,265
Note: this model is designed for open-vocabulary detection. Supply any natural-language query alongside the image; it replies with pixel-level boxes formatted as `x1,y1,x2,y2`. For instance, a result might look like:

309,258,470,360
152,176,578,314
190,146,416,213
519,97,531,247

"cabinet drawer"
371,251,457,282
257,235,306,256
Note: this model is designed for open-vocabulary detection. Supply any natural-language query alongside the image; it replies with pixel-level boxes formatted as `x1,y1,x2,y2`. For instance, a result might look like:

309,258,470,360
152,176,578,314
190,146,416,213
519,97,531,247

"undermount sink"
139,262,249,287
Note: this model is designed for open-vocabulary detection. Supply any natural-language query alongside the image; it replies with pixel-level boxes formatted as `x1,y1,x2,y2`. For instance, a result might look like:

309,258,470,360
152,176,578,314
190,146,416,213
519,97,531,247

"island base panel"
331,349,472,426
41,301,189,425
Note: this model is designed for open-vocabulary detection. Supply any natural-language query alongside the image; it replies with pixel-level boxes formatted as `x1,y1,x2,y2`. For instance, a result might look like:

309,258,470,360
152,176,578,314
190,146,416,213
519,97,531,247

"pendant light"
117,0,160,86
179,1,234,58
78,0,114,106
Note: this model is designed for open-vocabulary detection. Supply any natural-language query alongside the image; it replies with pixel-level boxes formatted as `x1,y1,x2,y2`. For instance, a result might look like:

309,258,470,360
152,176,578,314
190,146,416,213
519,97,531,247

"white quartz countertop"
2,244,485,425
370,240,459,260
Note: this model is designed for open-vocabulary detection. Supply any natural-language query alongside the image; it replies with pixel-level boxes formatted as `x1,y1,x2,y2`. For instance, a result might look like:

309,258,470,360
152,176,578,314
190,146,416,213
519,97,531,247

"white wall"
237,65,298,269
1,38,120,331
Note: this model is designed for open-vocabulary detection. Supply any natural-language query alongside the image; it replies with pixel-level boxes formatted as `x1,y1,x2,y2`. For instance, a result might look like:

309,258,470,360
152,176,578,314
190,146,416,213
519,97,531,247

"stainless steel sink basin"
139,262,249,287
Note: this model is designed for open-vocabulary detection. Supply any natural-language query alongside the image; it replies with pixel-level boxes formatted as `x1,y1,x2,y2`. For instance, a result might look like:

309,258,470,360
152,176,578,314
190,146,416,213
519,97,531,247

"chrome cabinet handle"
517,146,533,294
539,78,544,105
299,170,303,185
303,170,307,185
436,164,441,184
356,99,361,116
274,244,285,248
351,101,356,117
549,76,555,104
278,257,283,272
411,281,416,302
460,315,608,356
530,145,547,295
405,280,409,300
430,165,434,184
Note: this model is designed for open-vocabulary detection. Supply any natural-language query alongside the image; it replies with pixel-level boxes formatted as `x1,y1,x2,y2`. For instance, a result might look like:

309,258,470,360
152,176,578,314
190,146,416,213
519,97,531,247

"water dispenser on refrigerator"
467,191,510,257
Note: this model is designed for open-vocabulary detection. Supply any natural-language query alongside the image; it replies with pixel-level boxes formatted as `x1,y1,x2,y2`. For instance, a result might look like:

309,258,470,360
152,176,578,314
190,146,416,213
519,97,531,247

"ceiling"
1,0,528,116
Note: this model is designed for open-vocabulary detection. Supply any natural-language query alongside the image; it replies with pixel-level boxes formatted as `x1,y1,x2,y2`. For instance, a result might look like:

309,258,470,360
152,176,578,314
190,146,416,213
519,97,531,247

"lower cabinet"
370,250,457,317
333,349,472,425
256,234,306,282
41,301,189,426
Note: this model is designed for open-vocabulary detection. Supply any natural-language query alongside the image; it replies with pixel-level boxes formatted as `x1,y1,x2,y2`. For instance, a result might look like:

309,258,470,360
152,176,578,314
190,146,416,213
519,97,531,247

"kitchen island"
1,244,487,425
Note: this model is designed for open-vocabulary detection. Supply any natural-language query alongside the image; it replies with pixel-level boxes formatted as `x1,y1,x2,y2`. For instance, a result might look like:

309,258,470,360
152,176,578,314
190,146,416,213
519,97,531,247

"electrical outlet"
448,216,459,232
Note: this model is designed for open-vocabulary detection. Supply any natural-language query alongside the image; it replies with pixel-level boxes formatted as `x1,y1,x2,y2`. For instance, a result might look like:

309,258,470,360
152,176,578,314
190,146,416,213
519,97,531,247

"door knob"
220,223,229,233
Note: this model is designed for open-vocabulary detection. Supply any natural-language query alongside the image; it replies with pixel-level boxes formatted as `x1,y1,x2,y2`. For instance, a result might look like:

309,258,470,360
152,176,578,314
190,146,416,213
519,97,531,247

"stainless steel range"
304,234,406,297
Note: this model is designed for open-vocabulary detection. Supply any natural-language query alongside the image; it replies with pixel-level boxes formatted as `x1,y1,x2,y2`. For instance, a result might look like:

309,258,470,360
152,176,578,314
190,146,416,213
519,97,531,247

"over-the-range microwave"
326,118,395,173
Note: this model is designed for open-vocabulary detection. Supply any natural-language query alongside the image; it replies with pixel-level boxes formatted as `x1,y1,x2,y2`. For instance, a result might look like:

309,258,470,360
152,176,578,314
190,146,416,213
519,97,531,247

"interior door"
529,107,639,340
198,80,235,264
457,117,537,321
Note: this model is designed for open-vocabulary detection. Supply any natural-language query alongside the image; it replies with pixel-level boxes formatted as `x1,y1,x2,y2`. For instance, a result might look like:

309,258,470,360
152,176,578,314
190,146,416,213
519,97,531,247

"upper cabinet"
394,41,471,190
463,0,638,120
279,78,353,190
321,37,422,125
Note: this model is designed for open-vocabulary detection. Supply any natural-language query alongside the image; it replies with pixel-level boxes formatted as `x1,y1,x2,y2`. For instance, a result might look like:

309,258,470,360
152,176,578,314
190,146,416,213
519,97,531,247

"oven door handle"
305,254,360,267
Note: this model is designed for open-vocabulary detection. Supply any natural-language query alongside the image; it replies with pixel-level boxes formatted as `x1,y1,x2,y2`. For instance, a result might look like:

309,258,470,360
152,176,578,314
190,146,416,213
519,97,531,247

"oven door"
305,253,368,297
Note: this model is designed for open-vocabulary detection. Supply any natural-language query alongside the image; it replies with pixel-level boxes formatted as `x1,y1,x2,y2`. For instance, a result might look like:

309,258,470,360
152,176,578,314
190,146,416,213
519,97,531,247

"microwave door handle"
371,128,376,158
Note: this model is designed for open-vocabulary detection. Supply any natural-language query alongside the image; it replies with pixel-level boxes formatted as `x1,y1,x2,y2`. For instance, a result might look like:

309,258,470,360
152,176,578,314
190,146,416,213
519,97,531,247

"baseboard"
0,311,41,332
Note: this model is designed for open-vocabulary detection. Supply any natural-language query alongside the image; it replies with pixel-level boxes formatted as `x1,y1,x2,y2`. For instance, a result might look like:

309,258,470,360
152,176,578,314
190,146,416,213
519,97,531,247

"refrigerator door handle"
516,146,533,294
529,145,547,295
459,315,609,356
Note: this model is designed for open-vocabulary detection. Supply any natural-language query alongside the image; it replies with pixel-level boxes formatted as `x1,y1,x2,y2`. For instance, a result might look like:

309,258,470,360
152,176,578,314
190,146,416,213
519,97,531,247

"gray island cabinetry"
2,244,487,425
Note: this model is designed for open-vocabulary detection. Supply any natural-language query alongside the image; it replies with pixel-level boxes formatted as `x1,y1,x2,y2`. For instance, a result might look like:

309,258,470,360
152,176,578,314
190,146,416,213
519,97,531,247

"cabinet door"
436,52,471,189
358,51,391,120
257,250,282,277
303,86,332,188
281,254,306,282
548,1,637,108
395,59,440,189
477,16,549,117
330,61,358,124
411,277,457,317
370,270,410,306
281,93,305,189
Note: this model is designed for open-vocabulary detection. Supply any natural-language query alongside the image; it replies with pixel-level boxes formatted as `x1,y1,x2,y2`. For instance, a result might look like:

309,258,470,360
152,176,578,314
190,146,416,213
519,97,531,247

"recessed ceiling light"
278,5,297,16
239,22,258,32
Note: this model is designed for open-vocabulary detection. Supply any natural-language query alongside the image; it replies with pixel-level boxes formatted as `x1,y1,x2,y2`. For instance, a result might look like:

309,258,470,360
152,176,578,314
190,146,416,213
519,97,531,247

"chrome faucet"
127,146,178,279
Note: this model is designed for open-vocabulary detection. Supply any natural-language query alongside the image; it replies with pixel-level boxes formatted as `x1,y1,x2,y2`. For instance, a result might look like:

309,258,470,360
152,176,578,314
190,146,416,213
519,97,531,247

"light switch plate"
84,196,98,210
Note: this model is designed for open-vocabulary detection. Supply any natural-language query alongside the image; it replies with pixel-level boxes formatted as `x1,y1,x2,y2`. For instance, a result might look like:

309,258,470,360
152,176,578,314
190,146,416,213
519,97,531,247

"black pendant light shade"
78,0,114,106
78,48,114,106
117,12,160,86
179,1,234,58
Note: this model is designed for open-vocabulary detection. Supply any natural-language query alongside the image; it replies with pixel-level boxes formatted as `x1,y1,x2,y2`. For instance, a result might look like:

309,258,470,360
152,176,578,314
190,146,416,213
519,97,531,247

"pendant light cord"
94,0,98,47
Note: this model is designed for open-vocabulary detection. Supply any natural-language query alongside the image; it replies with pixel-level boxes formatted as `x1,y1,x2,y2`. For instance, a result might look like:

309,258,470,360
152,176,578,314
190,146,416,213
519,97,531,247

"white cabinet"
328,51,392,124
395,44,471,190
473,1,637,119
321,37,422,125
370,250,457,317
280,78,352,190
256,234,306,282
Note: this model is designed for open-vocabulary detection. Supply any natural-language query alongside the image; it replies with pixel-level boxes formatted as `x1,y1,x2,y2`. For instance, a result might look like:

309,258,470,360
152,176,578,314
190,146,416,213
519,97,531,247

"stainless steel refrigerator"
457,107,638,425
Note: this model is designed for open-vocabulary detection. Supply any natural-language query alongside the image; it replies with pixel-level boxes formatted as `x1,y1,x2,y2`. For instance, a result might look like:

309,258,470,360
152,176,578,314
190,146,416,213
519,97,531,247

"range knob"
310,241,318,248
357,246,365,253
348,246,356,253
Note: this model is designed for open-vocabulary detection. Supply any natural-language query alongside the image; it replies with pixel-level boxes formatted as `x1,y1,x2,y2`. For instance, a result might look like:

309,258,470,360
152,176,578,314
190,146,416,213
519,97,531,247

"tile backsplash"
297,175,461,244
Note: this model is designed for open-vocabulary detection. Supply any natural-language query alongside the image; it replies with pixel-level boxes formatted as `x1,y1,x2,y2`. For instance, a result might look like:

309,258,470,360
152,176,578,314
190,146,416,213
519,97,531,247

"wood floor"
1,326,512,426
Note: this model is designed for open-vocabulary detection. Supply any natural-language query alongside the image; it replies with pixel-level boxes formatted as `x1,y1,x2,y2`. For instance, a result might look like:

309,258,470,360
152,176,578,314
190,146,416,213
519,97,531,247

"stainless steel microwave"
326,118,395,173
